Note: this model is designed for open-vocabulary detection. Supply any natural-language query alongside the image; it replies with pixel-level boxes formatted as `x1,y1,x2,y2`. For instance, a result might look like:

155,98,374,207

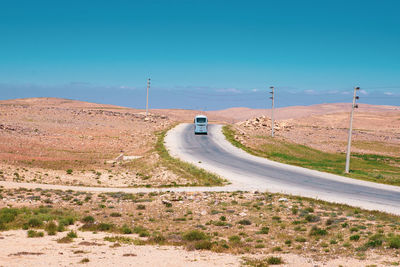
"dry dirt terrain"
1,187,400,266
1,97,400,266
0,98,193,188
233,104,400,157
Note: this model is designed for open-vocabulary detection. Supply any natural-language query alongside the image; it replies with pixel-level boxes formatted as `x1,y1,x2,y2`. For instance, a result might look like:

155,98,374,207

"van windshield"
196,118,207,123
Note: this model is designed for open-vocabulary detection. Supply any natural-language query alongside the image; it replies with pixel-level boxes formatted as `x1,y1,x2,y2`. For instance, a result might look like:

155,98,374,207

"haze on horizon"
1,0,399,110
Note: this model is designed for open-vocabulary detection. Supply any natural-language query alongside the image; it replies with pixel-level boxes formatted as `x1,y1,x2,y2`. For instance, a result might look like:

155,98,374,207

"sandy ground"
0,230,397,267
0,98,399,266
234,106,400,157
0,97,194,187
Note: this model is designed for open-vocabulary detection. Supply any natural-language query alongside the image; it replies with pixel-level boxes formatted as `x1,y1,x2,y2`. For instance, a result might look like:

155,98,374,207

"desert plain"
0,97,400,266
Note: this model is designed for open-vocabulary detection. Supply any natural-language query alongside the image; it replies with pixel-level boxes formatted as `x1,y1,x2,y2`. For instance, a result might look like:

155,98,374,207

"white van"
194,115,208,135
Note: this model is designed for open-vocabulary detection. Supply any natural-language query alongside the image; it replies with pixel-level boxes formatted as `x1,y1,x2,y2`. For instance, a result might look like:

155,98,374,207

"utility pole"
345,86,360,173
145,78,150,117
269,86,275,137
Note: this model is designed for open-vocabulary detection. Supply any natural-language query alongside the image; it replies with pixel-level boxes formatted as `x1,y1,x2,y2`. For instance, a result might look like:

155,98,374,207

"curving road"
165,123,400,215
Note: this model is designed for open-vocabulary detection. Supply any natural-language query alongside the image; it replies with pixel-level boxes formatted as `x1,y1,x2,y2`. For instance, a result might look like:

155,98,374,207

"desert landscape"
0,97,400,266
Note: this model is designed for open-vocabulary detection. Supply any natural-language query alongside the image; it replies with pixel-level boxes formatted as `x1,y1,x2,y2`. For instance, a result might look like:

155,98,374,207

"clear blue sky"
1,0,399,109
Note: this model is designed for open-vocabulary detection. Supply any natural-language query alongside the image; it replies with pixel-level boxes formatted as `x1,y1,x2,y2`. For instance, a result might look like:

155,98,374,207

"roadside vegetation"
1,187,400,261
222,125,400,186
123,126,226,187
154,128,226,186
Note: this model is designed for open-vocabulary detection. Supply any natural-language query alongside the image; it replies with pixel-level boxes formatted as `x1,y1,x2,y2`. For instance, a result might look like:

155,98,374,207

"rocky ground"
234,107,400,157
1,97,400,266
0,98,194,187
1,187,400,266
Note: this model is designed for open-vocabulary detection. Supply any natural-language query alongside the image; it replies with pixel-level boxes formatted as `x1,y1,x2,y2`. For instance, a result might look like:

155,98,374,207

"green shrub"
350,234,360,241
110,212,122,217
305,207,314,213
27,230,44,238
295,237,306,242
194,240,212,250
67,230,77,238
272,246,282,252
388,235,400,249
98,223,113,231
136,204,146,210
238,219,251,225
0,208,18,223
229,235,241,243
28,218,43,228
45,221,57,235
121,224,133,234
309,226,327,236
66,169,73,175
305,214,320,222
133,225,149,237
57,236,73,243
59,217,75,226
257,226,269,234
183,230,207,241
82,216,95,223
359,234,384,250
267,256,283,265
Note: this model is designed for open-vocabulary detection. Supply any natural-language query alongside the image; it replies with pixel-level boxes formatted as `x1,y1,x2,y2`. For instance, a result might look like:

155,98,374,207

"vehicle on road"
194,115,208,135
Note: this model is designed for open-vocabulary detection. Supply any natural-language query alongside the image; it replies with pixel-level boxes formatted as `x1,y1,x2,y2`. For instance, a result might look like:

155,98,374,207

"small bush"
257,226,269,234
121,224,132,234
358,234,384,250
133,225,149,237
305,214,320,222
110,212,122,217
57,236,73,243
80,258,90,263
136,204,146,210
45,221,57,235
66,169,73,175
98,223,113,231
28,218,43,228
350,227,359,232
0,208,18,224
388,235,400,249
272,246,282,252
229,235,241,244
67,230,77,238
309,226,327,236
350,234,360,241
183,230,207,241
27,230,44,238
59,217,75,226
194,240,212,250
295,237,306,243
267,256,283,265
82,216,95,223
238,219,251,225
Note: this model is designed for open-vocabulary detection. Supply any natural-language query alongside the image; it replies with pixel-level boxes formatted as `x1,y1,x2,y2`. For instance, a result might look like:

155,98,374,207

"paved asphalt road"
167,123,400,214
